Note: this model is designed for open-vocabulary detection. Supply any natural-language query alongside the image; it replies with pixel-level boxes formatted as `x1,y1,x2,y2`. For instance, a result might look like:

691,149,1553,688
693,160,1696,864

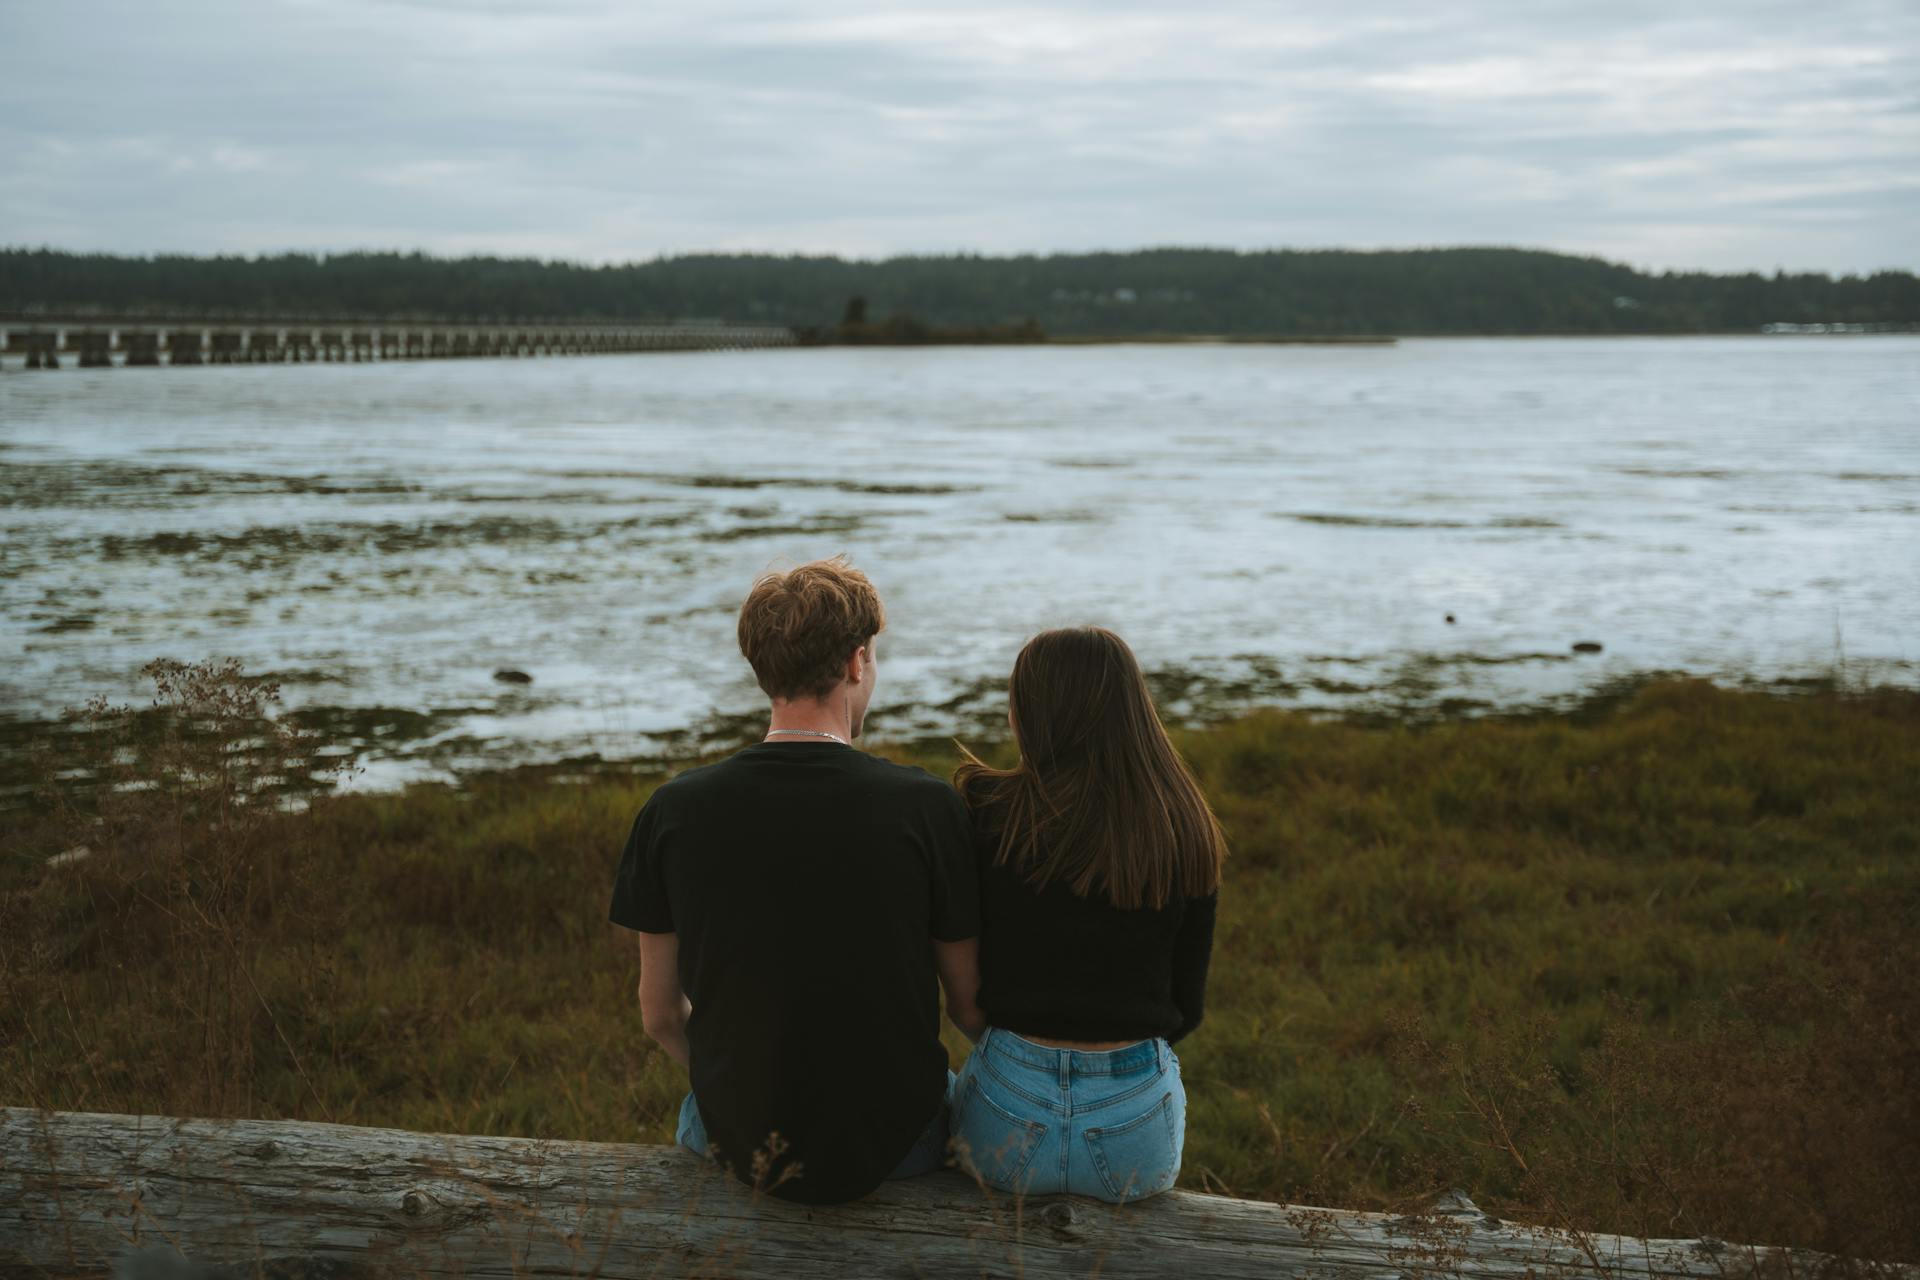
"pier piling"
166,329,203,366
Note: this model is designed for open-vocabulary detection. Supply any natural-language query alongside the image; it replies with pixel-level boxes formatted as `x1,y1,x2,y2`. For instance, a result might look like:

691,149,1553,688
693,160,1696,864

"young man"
608,555,987,1204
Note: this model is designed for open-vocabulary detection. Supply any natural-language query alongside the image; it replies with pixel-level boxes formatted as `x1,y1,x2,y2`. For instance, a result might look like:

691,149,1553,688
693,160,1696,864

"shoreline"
13,330,1920,370
380,666,1916,796
1043,333,1397,345
5,664,1900,806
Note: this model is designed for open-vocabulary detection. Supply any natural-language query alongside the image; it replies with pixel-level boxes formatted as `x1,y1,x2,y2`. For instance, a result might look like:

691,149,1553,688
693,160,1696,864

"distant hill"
2,245,1914,336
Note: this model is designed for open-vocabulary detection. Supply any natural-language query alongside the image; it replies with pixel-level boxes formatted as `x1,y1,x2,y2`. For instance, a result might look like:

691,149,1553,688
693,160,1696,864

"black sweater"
969,815,1218,1046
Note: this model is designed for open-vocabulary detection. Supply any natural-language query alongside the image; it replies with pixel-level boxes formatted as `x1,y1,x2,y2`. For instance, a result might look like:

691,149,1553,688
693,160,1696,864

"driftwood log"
0,1108,1884,1279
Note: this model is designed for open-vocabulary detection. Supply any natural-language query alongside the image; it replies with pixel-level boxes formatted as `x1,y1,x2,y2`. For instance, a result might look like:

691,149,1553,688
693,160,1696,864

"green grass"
4,675,1916,1261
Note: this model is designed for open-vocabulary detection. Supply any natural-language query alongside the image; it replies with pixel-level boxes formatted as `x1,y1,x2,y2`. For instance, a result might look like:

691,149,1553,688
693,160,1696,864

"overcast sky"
3,0,1915,274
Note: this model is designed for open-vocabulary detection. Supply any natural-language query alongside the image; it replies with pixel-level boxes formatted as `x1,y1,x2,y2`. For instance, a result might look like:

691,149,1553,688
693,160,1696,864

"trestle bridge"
0,312,797,368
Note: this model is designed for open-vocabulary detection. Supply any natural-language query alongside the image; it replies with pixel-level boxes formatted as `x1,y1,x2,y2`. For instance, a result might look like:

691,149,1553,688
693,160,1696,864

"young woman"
948,626,1227,1203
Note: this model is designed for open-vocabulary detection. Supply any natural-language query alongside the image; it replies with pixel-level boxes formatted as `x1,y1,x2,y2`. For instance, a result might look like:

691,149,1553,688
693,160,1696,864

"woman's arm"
1168,892,1218,1045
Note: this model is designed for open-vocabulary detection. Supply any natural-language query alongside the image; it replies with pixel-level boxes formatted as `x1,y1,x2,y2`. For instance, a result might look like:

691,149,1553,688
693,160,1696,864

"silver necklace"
765,728,850,746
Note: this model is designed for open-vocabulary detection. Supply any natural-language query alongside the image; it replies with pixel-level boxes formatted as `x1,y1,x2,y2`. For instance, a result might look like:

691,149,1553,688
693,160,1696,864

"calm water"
3,338,1916,784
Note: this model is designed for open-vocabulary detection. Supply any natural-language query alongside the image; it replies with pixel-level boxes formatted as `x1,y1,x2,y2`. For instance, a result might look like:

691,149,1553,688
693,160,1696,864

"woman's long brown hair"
954,627,1227,910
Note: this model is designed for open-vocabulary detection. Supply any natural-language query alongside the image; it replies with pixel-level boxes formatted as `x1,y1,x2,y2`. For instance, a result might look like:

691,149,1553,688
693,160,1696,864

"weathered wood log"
0,1108,1884,1280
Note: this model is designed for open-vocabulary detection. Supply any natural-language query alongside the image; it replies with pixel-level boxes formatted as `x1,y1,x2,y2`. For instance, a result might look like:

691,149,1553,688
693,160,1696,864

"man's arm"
637,931,692,1071
934,937,988,1044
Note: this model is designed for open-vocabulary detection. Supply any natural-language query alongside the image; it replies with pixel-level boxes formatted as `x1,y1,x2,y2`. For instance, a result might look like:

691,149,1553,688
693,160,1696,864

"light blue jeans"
676,1069,957,1180
949,1026,1186,1203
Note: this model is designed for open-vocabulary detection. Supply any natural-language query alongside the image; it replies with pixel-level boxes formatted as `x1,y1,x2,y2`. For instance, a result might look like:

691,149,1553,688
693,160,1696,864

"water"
3,338,1915,784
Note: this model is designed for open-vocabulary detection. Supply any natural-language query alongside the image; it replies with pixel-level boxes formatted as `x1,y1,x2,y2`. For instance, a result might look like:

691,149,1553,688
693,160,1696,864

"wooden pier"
0,312,797,369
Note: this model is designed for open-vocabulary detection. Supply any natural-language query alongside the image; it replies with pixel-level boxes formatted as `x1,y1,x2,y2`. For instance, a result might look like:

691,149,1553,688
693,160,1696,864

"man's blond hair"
737,556,886,701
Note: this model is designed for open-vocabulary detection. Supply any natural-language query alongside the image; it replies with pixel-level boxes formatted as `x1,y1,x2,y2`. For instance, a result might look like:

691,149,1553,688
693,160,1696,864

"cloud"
0,0,1913,272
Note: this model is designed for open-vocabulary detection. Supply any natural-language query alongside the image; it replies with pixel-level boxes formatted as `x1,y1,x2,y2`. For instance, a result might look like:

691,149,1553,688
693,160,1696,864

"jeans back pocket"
952,1074,1048,1192
1082,1090,1178,1202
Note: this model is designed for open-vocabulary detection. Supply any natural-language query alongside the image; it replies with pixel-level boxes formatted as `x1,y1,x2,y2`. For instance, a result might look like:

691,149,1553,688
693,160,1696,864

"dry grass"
2,667,1915,1268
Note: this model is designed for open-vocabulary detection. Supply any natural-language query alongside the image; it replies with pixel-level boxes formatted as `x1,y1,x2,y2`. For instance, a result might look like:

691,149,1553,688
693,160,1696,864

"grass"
2,670,1915,1266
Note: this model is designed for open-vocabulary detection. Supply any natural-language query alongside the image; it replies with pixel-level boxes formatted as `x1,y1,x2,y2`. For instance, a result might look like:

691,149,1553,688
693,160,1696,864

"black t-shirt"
967,796,1218,1045
607,741,978,1205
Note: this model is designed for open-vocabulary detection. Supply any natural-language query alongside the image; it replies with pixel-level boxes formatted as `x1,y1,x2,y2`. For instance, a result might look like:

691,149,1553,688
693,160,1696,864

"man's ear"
845,644,867,685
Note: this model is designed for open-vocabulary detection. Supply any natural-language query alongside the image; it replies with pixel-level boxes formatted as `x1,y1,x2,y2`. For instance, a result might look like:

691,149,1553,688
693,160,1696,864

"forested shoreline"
4,245,1915,336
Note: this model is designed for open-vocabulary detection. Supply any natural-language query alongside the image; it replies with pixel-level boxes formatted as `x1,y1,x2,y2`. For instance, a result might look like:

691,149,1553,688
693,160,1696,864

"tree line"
3,245,1914,336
